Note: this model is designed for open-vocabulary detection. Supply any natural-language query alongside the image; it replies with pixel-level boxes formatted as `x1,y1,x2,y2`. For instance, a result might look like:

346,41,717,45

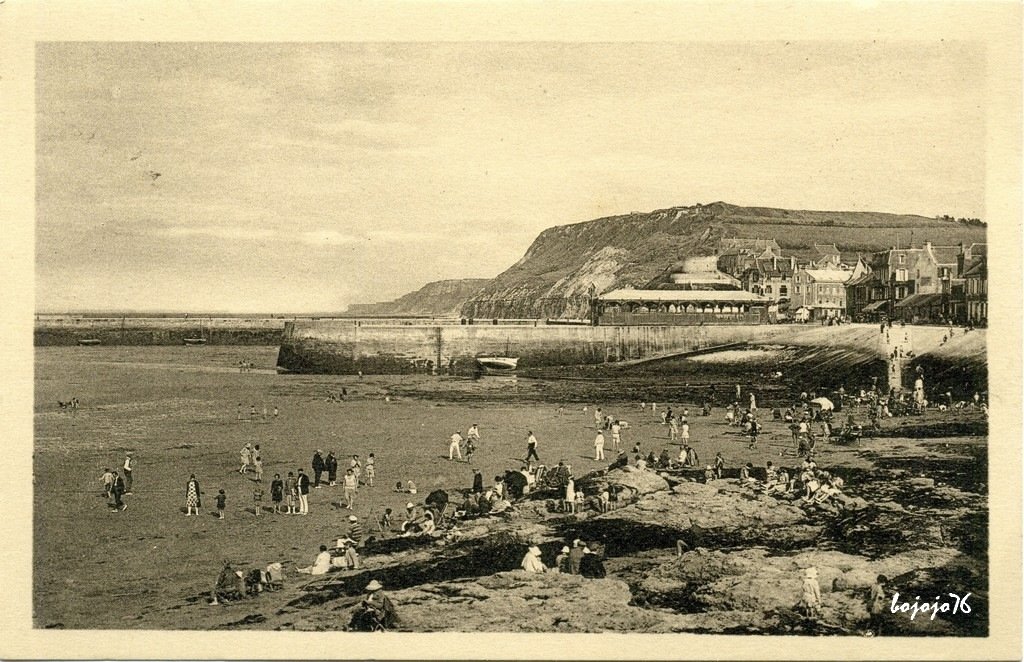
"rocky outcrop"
345,278,490,316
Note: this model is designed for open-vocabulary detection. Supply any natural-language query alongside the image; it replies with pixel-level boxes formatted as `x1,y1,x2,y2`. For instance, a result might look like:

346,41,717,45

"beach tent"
809,397,834,411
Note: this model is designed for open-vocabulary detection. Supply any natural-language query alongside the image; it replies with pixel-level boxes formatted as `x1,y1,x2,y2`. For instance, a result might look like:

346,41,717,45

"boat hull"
476,356,519,372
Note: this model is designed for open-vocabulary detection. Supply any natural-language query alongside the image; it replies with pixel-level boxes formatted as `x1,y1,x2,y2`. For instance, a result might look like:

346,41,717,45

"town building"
738,255,796,303
963,257,987,325
790,268,852,320
807,243,842,268
716,238,781,278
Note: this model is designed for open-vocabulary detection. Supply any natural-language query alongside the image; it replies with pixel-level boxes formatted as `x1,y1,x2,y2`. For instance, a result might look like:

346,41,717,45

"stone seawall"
35,317,286,346
276,321,922,375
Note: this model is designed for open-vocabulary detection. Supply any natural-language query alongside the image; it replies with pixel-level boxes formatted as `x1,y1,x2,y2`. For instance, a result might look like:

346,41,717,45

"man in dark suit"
110,470,127,512
311,450,325,488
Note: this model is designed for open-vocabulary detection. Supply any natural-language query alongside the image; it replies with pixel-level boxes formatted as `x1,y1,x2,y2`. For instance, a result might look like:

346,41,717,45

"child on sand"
215,489,226,519
100,467,114,498
253,486,264,516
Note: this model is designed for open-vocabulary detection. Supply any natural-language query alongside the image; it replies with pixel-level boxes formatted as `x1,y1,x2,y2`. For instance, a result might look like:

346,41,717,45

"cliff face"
459,202,986,320
345,278,489,316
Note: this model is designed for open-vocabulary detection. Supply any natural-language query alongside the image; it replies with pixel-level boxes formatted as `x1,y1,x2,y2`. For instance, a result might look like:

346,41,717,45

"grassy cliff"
459,202,986,319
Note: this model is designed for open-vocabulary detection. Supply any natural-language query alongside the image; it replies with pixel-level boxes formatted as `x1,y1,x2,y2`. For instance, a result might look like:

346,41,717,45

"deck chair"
264,562,284,591
533,465,547,486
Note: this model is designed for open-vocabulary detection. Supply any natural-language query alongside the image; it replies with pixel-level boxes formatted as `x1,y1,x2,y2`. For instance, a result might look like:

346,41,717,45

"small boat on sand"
476,356,519,372
183,337,208,346
77,338,101,346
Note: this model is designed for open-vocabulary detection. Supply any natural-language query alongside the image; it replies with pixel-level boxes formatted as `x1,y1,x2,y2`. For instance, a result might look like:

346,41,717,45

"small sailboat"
77,338,101,346
476,336,518,373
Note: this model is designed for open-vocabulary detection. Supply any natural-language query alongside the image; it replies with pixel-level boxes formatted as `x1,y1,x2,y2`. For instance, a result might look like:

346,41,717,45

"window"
765,285,773,294
779,285,788,297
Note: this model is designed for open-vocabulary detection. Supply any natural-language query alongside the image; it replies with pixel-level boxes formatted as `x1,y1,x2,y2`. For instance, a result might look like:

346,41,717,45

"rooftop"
599,288,770,303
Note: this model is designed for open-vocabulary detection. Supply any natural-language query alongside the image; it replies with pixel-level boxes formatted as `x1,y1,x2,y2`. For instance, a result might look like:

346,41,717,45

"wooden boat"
476,356,519,372
77,338,101,346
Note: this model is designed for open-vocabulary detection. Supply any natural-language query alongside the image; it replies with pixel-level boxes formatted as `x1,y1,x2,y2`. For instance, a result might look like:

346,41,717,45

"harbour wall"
35,317,286,346
276,321,955,376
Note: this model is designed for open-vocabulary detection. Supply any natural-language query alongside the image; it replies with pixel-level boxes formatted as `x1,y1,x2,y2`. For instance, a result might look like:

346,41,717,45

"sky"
36,41,986,313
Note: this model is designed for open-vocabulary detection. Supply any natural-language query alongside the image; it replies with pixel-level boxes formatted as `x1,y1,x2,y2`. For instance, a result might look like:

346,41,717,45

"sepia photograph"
2,2,1021,659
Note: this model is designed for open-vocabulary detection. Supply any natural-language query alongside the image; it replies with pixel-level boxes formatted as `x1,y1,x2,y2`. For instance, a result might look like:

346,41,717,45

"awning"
861,300,888,312
894,293,944,309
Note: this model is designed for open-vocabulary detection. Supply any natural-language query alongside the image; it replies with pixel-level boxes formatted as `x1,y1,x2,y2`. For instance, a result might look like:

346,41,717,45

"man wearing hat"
520,545,546,573
555,546,571,573
568,539,585,575
351,579,397,631
347,514,364,548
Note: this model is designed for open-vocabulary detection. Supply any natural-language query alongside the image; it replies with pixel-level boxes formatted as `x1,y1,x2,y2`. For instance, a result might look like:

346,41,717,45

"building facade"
963,258,987,325
791,268,852,320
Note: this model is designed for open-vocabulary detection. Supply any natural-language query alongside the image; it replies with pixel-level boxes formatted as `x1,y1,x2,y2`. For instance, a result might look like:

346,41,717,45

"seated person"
330,538,360,570
703,465,715,483
739,462,755,483
210,560,245,604
520,545,547,573
297,545,333,575
658,449,672,468
349,580,398,631
764,469,789,495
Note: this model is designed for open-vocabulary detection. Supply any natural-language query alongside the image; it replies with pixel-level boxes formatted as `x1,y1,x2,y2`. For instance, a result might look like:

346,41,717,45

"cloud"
157,226,278,241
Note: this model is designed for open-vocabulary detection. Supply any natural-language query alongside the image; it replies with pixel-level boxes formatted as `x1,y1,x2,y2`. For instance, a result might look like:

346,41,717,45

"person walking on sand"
594,430,606,461
448,431,464,461
100,467,114,499
296,468,310,515
110,470,127,512
467,424,481,446
343,468,358,509
185,474,201,516
239,443,252,475
123,453,134,494
525,431,540,464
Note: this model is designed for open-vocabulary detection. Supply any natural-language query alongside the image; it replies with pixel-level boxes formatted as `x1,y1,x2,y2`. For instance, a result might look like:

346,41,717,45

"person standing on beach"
365,453,376,487
594,430,606,460
350,455,363,484
325,452,338,487
610,420,621,449
215,489,226,519
525,431,540,464
343,468,358,509
448,431,464,461
270,474,284,513
185,474,201,516
252,444,263,483
296,468,310,515
311,450,325,488
284,471,298,514
467,424,481,446
123,453,134,494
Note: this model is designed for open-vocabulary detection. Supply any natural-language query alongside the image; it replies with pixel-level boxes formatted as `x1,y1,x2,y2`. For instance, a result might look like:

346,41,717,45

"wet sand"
33,346,986,630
